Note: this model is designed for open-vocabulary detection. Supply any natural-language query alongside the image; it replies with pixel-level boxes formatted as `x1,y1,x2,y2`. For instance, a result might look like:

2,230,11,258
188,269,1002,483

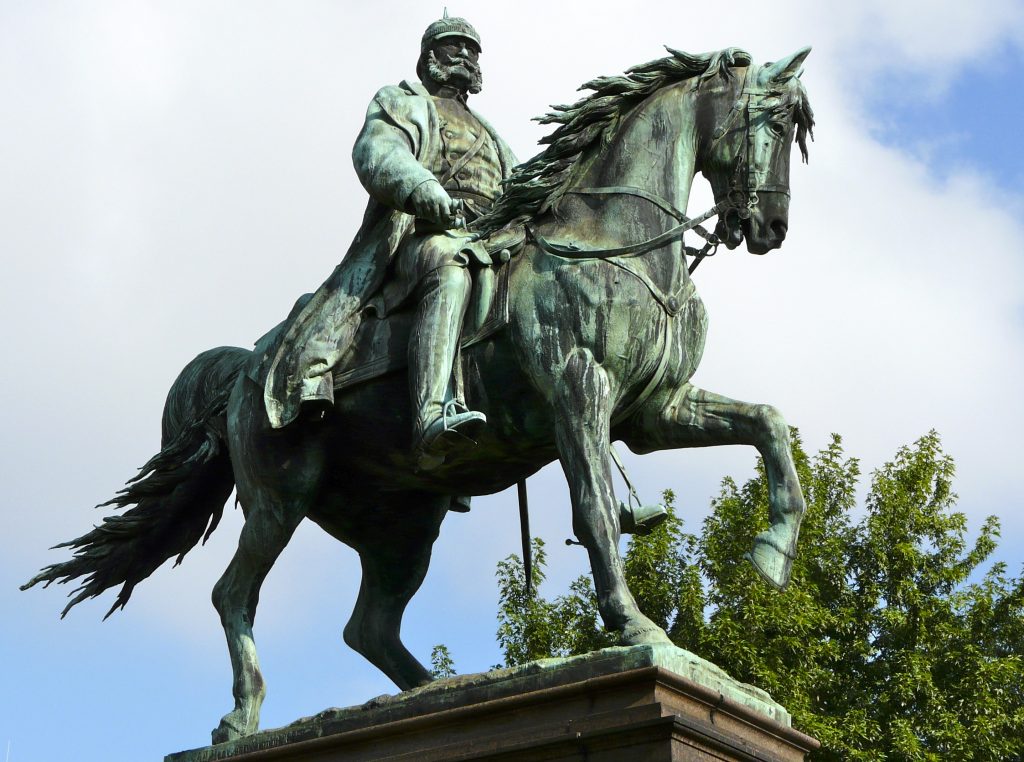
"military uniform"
262,18,516,466
386,94,505,310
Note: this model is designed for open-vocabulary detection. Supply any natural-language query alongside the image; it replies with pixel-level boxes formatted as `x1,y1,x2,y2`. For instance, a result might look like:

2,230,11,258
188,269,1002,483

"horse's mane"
476,46,815,237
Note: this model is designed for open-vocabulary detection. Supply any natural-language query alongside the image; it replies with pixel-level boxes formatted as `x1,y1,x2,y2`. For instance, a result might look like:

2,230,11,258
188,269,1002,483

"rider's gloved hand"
409,180,454,227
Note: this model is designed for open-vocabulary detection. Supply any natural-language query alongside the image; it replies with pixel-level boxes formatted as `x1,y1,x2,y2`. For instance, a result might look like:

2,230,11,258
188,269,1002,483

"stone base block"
167,645,819,761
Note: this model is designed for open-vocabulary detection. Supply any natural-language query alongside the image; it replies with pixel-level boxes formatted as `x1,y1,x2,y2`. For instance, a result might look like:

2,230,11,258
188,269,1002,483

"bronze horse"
24,47,814,743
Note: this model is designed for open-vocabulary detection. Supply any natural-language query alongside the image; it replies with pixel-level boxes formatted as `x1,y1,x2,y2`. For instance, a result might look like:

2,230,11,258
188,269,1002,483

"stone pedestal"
167,645,819,761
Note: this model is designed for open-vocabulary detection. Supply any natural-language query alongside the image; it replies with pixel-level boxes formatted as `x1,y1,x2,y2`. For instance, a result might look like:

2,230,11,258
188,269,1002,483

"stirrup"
296,374,334,423
415,401,487,471
619,501,669,535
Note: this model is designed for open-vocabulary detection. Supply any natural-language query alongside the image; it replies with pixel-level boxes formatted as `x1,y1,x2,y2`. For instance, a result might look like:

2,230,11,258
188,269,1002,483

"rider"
262,14,517,469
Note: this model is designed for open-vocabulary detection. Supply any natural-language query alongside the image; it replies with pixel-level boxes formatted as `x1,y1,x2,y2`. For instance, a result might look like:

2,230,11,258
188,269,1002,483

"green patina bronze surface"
23,19,815,746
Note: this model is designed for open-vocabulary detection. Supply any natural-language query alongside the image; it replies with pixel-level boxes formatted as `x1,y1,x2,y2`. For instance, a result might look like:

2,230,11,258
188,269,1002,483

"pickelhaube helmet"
421,10,482,53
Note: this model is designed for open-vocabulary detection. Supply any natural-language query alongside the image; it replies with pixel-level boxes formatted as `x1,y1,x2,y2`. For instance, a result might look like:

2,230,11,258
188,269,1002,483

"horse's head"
700,48,814,255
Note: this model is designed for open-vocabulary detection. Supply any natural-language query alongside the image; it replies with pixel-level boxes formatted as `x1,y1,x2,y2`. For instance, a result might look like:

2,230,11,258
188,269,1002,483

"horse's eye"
770,122,787,137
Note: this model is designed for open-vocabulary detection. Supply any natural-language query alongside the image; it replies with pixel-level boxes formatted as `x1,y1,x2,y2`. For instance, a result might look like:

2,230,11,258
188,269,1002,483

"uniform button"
445,131,455,139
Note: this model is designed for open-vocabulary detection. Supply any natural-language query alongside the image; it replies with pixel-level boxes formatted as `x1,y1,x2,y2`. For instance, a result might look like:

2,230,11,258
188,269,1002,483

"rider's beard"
426,51,483,95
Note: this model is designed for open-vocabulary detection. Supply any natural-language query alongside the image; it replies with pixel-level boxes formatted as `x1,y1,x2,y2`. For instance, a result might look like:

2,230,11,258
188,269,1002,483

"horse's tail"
21,346,251,618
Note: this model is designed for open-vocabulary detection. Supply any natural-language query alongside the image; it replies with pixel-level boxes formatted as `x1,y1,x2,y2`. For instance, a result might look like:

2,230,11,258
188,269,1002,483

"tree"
429,644,456,679
494,432,1024,760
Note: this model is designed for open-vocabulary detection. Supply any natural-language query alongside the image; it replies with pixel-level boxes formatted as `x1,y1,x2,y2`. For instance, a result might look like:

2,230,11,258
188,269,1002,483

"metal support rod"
517,479,532,597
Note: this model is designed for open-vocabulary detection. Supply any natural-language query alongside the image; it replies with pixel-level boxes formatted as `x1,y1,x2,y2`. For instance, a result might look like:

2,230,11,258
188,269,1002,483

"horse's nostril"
770,219,788,240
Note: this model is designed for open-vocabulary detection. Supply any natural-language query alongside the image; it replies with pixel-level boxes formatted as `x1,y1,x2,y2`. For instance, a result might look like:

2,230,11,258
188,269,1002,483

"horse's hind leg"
210,492,307,743
625,383,806,589
336,491,449,690
554,348,672,646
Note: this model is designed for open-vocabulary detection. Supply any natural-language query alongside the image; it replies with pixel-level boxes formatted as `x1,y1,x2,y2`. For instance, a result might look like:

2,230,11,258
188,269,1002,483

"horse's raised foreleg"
340,492,448,690
554,348,672,646
626,382,806,589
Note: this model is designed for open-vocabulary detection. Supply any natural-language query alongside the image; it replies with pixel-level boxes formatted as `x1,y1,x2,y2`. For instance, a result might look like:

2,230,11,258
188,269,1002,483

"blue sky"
870,44,1024,191
2,2,1022,761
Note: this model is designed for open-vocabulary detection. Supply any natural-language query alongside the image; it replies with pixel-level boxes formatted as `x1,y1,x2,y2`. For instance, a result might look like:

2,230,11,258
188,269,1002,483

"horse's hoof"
211,723,237,745
746,532,795,590
620,622,673,647
212,712,251,745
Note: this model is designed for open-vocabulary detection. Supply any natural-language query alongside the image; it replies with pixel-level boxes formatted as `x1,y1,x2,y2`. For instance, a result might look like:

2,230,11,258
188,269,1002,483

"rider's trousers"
408,264,472,444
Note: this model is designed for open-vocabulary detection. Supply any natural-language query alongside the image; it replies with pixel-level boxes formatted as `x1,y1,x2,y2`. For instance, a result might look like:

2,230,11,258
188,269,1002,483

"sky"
2,1,1022,760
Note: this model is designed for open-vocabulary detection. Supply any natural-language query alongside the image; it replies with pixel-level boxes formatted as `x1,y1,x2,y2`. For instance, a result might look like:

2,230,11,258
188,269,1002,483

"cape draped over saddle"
259,80,518,429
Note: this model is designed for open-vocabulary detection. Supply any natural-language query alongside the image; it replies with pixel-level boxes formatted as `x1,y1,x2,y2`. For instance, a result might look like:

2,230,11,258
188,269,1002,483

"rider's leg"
409,264,485,468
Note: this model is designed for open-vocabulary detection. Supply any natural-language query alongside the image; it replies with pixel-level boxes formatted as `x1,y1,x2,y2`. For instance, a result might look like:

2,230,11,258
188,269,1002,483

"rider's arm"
352,87,437,214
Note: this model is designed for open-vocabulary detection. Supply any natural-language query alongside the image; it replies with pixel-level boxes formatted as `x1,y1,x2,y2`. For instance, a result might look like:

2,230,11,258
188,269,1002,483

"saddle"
253,225,525,397
335,226,524,393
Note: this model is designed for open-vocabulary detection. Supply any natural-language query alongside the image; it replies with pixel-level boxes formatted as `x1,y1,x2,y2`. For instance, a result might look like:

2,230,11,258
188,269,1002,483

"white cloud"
833,0,1024,71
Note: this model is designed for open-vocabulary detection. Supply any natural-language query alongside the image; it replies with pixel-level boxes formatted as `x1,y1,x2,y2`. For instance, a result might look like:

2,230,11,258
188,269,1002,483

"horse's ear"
763,46,811,84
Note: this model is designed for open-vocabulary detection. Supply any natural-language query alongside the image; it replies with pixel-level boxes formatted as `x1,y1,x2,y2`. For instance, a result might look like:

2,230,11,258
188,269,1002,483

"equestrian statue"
23,15,815,744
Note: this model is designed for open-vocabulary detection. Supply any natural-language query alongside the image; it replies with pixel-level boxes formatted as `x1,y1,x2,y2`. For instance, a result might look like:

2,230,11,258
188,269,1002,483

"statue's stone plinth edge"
166,644,820,762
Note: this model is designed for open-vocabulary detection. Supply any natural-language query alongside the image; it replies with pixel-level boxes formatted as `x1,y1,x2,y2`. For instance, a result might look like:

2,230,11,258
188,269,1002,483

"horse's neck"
563,83,697,234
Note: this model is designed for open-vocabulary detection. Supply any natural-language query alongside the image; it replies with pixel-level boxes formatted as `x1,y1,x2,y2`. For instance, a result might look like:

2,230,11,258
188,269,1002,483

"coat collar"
401,79,431,98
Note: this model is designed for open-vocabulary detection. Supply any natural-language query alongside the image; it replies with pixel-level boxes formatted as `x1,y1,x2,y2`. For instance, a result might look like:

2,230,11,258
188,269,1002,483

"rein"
528,192,736,273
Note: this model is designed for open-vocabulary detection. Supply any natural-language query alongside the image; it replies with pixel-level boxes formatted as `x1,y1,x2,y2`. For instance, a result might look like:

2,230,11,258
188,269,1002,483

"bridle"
527,65,793,274
709,65,794,242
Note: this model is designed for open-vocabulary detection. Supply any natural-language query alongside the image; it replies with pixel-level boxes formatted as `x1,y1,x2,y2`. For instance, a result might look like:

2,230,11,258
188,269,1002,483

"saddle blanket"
248,225,523,396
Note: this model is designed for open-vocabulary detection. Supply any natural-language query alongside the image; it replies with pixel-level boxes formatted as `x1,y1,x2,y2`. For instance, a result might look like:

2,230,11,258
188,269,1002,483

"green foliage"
429,644,456,679
496,538,613,665
494,432,1024,760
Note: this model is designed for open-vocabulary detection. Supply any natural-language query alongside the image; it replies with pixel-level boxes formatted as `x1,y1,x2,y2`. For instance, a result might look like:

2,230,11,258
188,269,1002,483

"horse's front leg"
625,383,806,589
554,348,672,645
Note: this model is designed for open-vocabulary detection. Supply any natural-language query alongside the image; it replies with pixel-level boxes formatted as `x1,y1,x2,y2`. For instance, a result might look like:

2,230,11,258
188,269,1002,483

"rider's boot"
410,266,486,470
